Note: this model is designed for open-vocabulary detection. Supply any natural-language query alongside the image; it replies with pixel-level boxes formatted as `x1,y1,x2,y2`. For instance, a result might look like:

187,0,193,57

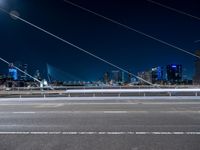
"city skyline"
0,61,192,85
0,0,200,80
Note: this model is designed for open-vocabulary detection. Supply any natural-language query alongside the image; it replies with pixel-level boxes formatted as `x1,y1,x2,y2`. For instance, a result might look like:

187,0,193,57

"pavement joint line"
0,131,199,135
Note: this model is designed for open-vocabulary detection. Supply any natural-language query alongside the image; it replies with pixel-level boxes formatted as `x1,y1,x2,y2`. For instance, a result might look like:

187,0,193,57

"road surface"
0,97,199,150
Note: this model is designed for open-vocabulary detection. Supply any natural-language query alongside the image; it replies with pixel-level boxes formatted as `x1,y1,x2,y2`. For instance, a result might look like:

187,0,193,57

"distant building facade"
151,66,163,84
138,70,152,84
12,62,29,81
127,71,132,83
103,72,110,84
21,64,28,81
166,64,182,83
111,70,122,83
8,64,18,80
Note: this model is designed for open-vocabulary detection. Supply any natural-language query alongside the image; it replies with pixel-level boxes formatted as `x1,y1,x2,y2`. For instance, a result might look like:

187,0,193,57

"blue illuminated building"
151,66,163,83
8,68,18,80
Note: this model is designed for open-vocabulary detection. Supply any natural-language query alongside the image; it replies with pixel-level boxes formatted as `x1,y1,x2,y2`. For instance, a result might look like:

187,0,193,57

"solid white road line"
0,131,199,135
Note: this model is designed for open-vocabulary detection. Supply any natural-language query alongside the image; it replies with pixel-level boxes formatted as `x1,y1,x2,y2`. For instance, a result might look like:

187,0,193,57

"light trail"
64,0,200,59
0,131,199,135
0,7,154,86
65,88,200,93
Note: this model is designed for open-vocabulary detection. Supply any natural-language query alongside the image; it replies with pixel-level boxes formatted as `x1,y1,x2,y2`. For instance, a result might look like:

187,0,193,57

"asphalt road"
0,97,200,150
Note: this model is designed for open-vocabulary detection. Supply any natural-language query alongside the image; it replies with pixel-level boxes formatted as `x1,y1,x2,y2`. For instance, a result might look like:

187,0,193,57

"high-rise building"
111,70,122,83
8,63,18,80
138,70,152,85
103,72,110,84
166,64,182,83
14,61,22,80
21,64,28,81
193,50,200,84
127,70,132,83
122,72,125,83
151,66,163,84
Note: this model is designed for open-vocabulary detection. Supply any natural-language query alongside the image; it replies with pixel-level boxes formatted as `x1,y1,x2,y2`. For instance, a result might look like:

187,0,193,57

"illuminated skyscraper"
152,66,163,84
166,64,182,83
111,70,122,83
103,72,110,84
8,63,18,80
127,70,133,84
21,64,28,81
138,70,152,85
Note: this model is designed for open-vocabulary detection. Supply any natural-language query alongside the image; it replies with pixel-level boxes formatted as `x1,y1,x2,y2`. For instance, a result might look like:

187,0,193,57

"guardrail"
0,88,200,98
65,88,200,97
1,85,200,91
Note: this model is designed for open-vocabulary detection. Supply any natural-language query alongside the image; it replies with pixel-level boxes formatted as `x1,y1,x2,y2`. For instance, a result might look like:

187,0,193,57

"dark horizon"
0,0,200,80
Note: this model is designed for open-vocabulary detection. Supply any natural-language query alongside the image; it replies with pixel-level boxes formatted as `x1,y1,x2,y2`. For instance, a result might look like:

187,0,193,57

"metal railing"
0,87,200,98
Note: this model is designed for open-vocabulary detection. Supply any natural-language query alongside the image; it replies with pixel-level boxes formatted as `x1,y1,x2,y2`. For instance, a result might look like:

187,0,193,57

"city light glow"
0,0,6,7
0,0,4,5
172,65,177,68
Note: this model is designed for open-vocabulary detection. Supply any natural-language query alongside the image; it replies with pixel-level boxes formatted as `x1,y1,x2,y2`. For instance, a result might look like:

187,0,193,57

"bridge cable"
0,7,155,86
63,0,200,59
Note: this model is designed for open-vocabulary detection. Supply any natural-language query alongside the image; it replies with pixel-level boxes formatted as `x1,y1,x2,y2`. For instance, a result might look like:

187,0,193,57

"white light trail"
66,88,200,93
64,0,200,59
0,131,199,135
0,7,154,86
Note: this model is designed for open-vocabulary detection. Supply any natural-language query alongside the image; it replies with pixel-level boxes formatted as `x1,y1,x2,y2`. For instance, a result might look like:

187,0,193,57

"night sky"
0,0,200,81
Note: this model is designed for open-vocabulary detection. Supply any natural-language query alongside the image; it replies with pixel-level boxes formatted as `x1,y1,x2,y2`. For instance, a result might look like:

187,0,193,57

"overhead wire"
0,57,41,83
